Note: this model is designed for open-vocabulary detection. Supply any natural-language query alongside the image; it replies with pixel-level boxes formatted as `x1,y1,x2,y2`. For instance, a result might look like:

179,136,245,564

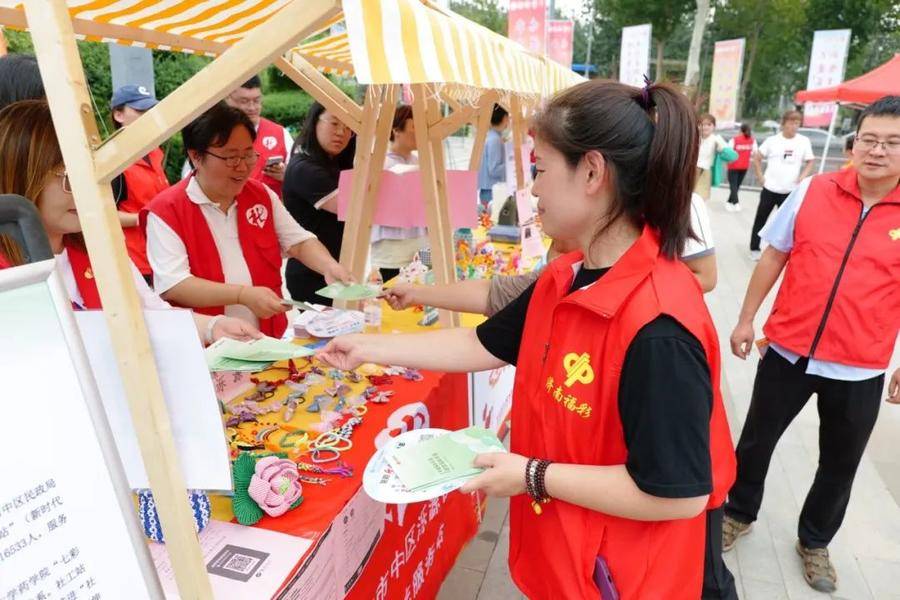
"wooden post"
25,1,212,598
411,84,459,327
509,95,526,192
275,53,363,134
93,0,340,183
468,91,499,172
338,85,398,283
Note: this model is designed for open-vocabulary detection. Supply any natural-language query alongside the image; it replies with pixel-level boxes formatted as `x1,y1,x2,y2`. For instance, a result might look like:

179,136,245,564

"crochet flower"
247,457,303,517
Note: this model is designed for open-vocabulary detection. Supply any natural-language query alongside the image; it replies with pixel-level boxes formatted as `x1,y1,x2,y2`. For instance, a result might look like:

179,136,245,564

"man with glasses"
724,96,900,593
183,76,293,197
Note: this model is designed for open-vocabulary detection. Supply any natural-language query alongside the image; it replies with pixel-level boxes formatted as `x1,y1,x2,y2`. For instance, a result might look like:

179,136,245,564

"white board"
0,260,160,597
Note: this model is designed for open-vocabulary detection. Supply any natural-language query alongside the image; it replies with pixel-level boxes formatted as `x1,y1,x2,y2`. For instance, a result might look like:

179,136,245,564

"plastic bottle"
363,269,383,333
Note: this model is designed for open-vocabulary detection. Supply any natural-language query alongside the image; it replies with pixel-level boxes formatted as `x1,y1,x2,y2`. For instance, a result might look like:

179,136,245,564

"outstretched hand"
317,334,370,371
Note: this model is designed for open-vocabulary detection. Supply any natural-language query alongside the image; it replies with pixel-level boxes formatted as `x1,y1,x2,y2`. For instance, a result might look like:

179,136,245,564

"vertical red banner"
546,20,574,69
508,0,546,55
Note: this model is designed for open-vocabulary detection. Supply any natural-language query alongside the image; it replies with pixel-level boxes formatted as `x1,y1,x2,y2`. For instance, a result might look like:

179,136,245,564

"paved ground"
437,184,900,600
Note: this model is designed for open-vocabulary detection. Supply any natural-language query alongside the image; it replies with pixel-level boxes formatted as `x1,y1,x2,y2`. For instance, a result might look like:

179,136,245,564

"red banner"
546,20,574,69
508,0,546,55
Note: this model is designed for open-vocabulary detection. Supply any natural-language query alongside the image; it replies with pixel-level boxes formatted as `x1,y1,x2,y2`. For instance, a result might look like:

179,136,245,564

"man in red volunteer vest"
224,75,291,197
144,102,350,338
725,96,900,593
109,85,171,284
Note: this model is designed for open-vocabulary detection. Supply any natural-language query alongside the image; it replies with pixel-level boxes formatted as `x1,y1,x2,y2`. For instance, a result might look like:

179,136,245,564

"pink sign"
337,169,478,229
803,29,851,127
547,20,574,69
508,0,546,55
709,38,745,128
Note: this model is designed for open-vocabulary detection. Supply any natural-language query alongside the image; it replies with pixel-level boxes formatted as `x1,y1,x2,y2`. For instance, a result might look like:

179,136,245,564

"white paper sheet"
74,309,231,490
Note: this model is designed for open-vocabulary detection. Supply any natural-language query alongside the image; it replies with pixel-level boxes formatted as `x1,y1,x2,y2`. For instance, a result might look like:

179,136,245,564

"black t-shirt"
282,154,345,302
475,268,713,499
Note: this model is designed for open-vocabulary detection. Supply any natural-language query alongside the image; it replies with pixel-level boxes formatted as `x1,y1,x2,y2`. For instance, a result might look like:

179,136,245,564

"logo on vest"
262,135,278,150
563,352,594,387
245,204,269,228
890,228,900,241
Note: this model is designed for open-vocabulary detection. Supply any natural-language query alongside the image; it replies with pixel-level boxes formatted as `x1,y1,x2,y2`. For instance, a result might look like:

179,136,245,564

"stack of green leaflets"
385,427,506,492
315,282,380,301
205,336,316,372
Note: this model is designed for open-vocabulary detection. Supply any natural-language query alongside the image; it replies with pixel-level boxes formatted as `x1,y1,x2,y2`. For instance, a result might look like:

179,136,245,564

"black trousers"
379,267,401,283
724,351,883,548
703,507,739,600
749,188,790,251
726,169,747,205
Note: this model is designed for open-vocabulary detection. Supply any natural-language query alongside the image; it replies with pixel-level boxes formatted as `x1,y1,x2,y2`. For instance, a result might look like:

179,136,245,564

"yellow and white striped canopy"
0,0,580,96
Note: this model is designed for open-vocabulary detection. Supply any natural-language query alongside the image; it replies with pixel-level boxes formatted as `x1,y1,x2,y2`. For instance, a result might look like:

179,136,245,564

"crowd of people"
1,50,898,599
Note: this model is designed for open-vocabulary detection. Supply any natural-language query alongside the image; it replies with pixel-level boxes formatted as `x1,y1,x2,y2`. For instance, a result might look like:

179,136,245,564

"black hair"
740,123,752,137
241,75,262,90
857,95,900,131
182,101,256,156
490,104,508,127
390,105,414,142
698,113,716,126
844,134,855,152
293,101,355,167
0,54,45,111
533,80,699,259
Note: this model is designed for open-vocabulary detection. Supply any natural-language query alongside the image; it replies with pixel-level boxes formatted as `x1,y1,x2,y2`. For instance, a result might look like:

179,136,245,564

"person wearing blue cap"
110,84,171,284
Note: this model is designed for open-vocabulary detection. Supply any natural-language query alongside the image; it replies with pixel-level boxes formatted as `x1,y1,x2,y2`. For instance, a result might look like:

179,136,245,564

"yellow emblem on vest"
890,228,900,241
563,352,594,387
84,268,93,280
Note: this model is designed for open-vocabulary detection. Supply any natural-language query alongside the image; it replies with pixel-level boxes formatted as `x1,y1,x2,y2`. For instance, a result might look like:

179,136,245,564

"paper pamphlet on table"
336,168,478,228
206,336,316,367
149,519,312,599
276,486,384,599
74,309,231,490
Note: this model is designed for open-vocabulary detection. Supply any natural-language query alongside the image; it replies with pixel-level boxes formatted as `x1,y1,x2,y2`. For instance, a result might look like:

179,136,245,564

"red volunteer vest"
120,148,170,274
764,168,900,369
509,226,736,600
729,134,755,171
66,241,102,309
145,178,287,337
250,117,288,197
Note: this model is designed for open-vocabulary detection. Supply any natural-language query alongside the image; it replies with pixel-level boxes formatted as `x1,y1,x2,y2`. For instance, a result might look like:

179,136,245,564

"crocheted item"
138,489,210,543
232,452,303,526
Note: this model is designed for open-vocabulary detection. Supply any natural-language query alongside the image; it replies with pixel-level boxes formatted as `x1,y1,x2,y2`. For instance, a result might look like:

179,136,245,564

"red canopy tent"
795,53,900,105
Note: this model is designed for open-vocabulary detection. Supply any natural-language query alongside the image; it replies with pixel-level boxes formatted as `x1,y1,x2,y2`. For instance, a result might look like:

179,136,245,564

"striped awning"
0,0,580,96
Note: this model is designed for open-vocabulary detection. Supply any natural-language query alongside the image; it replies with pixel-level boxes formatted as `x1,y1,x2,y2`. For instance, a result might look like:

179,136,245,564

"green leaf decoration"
232,453,263,526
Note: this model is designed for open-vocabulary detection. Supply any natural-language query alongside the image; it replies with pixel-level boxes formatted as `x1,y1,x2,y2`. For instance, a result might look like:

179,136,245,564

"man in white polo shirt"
749,110,815,260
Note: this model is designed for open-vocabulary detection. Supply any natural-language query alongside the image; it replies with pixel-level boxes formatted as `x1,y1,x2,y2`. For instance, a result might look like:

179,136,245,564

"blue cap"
110,84,158,110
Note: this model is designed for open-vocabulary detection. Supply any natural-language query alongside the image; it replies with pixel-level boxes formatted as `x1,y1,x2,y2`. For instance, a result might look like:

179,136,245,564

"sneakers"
796,541,838,592
749,250,762,261
722,515,753,552
725,203,742,212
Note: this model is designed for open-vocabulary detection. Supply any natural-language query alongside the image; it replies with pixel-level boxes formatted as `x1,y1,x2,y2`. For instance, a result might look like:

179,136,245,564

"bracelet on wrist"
525,458,552,515
205,315,226,345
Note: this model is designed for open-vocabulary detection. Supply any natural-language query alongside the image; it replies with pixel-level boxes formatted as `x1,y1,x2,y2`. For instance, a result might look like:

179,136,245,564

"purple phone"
593,556,619,600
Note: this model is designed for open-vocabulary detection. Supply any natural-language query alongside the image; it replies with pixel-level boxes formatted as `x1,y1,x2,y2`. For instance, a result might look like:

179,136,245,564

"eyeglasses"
855,137,900,155
203,150,260,168
319,116,350,133
54,170,72,194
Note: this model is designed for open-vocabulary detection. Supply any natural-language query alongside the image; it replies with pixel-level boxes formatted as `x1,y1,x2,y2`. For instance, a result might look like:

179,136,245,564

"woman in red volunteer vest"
725,123,756,211
144,102,351,338
318,81,737,599
725,96,900,593
0,100,260,345
109,85,171,284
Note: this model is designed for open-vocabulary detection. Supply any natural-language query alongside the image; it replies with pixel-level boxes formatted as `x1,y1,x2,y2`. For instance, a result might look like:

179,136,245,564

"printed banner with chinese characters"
709,38,746,128
619,24,652,87
803,29,851,127
508,0,546,55
547,20,574,69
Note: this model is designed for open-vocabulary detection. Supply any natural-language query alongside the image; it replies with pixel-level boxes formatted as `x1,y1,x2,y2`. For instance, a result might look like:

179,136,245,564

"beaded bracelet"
525,458,552,515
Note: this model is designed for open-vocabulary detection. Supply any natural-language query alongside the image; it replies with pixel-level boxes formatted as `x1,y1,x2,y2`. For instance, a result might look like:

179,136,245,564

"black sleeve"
474,282,535,366
111,174,127,206
618,316,713,498
283,160,337,208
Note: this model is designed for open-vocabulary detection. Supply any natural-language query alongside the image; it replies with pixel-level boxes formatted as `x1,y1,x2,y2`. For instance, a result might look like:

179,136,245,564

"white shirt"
759,176,886,381
180,123,294,179
757,133,815,194
57,249,171,310
146,177,315,327
696,134,727,170
683,193,715,260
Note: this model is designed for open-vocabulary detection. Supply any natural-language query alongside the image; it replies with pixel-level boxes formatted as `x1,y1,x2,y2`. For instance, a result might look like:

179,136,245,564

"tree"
598,0,695,81
684,0,710,94
448,0,507,35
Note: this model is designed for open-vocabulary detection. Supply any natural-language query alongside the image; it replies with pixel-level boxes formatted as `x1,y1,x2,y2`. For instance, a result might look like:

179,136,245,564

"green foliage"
261,91,315,135
449,0,508,35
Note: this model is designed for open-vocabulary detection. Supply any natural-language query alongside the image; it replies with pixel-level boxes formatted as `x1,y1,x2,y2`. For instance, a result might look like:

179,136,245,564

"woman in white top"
0,100,260,345
695,113,728,200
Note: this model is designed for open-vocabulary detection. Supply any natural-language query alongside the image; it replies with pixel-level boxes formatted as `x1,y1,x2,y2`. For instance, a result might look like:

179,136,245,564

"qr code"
224,553,259,575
